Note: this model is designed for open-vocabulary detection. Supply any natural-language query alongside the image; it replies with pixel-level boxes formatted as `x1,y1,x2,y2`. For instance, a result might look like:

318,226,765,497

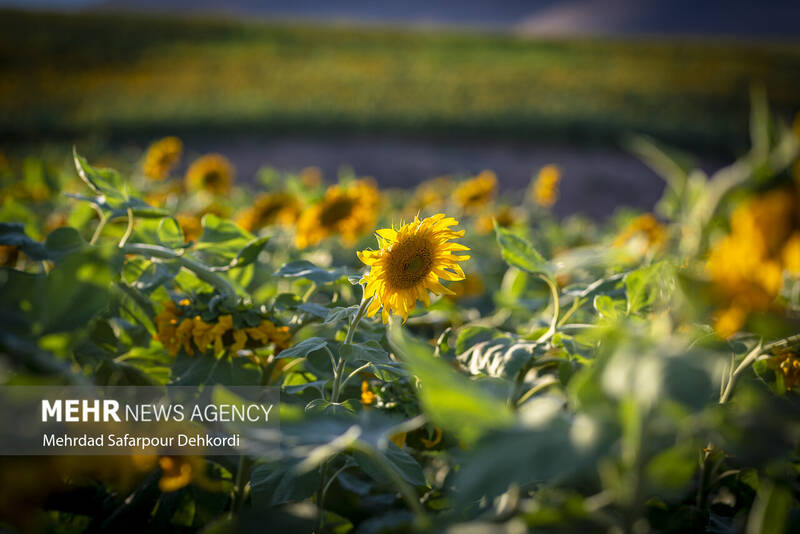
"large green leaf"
388,320,514,445
494,226,551,276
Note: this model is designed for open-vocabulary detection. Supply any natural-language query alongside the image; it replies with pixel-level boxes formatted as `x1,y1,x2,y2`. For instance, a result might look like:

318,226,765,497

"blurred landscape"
2,5,800,215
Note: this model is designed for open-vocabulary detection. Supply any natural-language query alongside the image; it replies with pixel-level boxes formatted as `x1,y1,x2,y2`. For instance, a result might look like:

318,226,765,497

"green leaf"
157,217,185,248
625,262,668,314
593,295,625,320
276,260,351,285
195,214,252,262
457,335,540,379
340,340,392,364
388,320,514,446
455,326,496,355
0,222,49,260
453,408,604,505
495,226,551,276
227,236,269,270
746,482,791,534
73,148,127,206
251,460,320,506
44,227,85,260
353,442,427,488
275,337,328,360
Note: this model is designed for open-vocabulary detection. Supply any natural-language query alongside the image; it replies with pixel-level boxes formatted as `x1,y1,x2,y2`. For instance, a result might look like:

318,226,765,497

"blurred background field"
2,4,800,217
2,9,800,151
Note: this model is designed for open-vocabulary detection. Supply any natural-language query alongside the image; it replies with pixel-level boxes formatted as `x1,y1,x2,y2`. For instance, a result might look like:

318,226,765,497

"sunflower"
236,192,301,232
407,176,454,214
358,214,470,322
706,189,797,337
532,164,561,207
185,154,235,195
476,205,517,235
613,213,666,254
175,213,202,243
295,179,380,249
452,171,497,214
142,136,182,181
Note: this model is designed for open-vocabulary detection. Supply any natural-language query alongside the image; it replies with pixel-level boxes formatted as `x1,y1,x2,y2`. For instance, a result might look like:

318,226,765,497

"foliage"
0,97,800,534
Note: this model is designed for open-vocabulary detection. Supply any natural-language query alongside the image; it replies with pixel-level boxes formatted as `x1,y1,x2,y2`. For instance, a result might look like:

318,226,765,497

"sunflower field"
1,96,800,534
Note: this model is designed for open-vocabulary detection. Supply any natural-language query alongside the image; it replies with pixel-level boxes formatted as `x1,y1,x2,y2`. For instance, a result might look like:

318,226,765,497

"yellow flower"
246,320,292,353
613,213,666,253
390,433,407,448
295,179,380,249
713,305,748,339
360,380,376,406
358,214,470,322
769,352,800,390
476,205,516,235
420,426,443,448
142,136,182,181
158,456,221,493
781,233,800,275
236,192,300,232
706,189,798,337
453,171,497,214
175,213,202,243
407,176,454,213
532,164,561,207
447,272,485,301
185,154,235,195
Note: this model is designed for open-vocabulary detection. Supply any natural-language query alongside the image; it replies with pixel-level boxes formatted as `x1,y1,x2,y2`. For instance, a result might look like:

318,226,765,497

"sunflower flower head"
360,381,376,406
185,154,235,195
358,214,470,323
295,179,380,248
613,213,666,254
407,176,454,214
532,164,561,207
476,205,517,235
142,136,183,181
706,189,798,337
453,171,497,214
236,192,301,232
768,352,800,391
175,213,202,243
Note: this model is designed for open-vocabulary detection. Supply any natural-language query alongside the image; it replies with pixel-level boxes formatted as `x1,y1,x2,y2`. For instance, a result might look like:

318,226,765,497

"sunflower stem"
121,243,238,302
535,274,560,343
118,208,135,247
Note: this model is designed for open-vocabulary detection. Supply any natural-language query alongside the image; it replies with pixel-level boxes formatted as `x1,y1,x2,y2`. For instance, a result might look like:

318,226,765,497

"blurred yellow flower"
613,213,666,253
453,171,497,214
476,205,517,235
185,154,235,194
236,192,301,232
142,136,182,181
782,233,800,275
175,213,202,243
360,380,376,406
769,352,800,390
447,272,485,300
706,189,797,337
158,456,221,492
295,179,380,248
532,164,561,207
358,214,469,322
420,426,443,448
408,176,454,213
